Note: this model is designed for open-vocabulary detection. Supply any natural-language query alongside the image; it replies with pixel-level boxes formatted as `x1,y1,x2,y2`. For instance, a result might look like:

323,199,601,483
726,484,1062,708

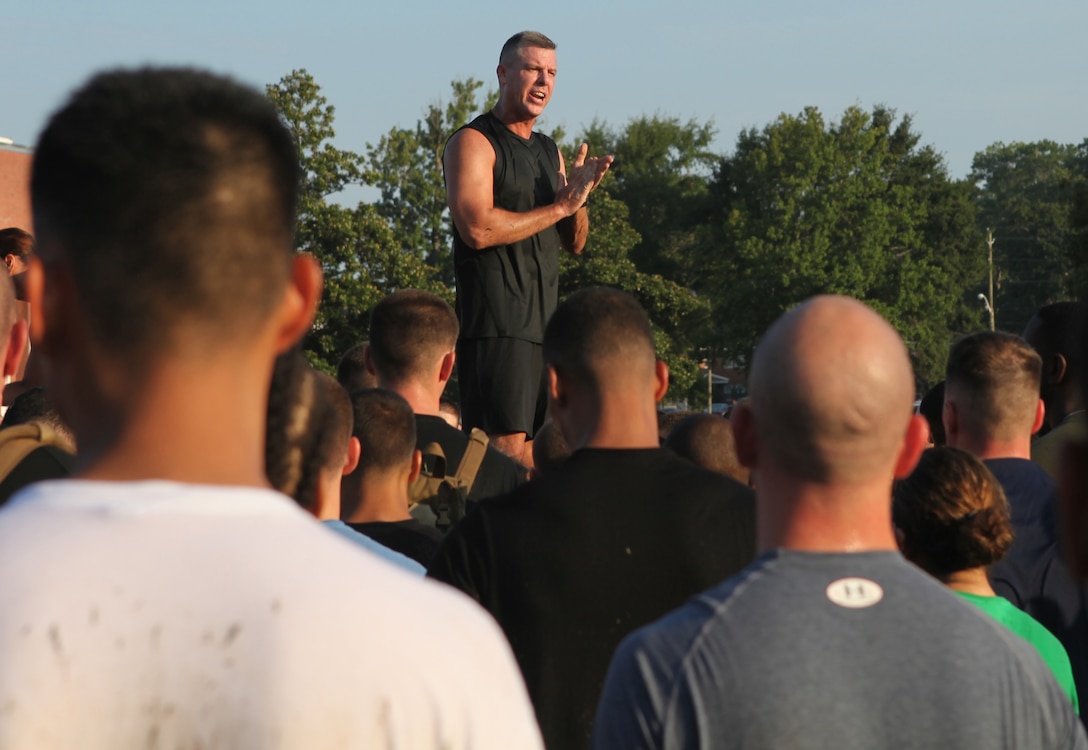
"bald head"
748,296,915,484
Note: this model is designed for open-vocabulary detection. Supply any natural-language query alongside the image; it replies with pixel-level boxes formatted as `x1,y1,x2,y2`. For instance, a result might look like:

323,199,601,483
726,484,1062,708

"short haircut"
657,410,697,444
945,332,1041,442
265,350,348,512
439,397,461,428
349,388,416,474
368,290,458,383
336,342,378,392
31,67,300,366
1026,302,1086,374
0,228,33,259
499,31,556,65
316,372,353,475
918,381,946,446
2,387,76,450
543,287,656,392
893,446,1014,579
665,413,747,483
532,419,570,474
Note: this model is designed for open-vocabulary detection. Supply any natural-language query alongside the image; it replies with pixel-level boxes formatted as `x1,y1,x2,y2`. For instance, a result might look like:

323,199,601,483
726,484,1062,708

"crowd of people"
0,30,1085,750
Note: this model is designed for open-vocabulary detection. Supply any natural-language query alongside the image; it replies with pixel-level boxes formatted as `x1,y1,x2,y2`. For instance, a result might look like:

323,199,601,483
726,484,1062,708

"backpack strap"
0,422,60,481
451,428,489,495
407,442,448,510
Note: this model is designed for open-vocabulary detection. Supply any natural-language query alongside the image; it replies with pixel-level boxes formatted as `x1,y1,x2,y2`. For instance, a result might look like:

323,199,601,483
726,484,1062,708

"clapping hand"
556,143,614,214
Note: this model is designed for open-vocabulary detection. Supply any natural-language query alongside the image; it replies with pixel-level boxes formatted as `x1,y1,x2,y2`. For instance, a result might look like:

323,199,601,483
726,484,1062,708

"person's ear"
653,360,670,403
731,401,758,469
272,253,323,353
3,254,14,273
547,365,565,409
342,436,361,477
942,399,958,445
1046,353,1068,387
25,255,76,357
1,318,28,382
408,448,422,484
439,350,456,384
1032,398,1046,436
893,414,928,480
892,523,906,553
363,344,376,377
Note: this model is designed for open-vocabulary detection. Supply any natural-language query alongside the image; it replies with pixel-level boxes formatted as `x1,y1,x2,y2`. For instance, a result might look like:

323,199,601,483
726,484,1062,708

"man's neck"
567,395,661,451
948,434,1032,461
1047,391,1084,431
490,104,536,140
76,356,272,487
755,474,900,554
341,472,412,524
943,567,996,597
376,376,442,418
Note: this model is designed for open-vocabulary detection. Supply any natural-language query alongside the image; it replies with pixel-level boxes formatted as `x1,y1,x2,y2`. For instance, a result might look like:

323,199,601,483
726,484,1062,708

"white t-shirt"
0,480,543,750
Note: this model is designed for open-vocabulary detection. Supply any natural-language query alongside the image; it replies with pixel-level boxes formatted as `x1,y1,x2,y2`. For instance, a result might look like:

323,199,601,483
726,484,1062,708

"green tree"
556,175,710,396
364,79,500,286
362,85,711,398
970,140,1083,332
267,69,439,371
708,105,984,387
582,115,719,287
1069,139,1088,296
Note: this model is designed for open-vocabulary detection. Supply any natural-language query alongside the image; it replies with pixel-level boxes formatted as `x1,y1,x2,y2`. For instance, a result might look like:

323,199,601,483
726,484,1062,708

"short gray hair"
499,31,556,65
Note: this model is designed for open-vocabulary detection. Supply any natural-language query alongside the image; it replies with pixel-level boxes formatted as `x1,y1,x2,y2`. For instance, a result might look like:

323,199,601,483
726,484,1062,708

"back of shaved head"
543,286,656,392
944,332,1041,443
749,296,915,484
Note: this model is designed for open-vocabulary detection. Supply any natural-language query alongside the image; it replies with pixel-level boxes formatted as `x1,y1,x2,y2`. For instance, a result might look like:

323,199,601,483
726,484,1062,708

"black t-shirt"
427,447,757,750
347,519,445,567
415,414,525,504
0,445,75,508
448,111,562,342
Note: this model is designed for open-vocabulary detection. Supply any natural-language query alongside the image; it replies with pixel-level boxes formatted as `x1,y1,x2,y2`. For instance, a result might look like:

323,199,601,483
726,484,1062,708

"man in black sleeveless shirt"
444,30,612,466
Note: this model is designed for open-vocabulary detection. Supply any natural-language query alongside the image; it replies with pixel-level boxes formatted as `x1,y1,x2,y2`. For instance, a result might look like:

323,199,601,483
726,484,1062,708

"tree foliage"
364,79,490,286
268,70,1082,401
267,69,440,371
556,186,710,395
970,140,1084,332
1069,140,1088,298
707,105,984,387
582,115,718,287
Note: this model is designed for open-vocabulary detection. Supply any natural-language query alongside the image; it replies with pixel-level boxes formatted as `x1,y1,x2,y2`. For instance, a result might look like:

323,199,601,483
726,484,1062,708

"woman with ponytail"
893,446,1079,711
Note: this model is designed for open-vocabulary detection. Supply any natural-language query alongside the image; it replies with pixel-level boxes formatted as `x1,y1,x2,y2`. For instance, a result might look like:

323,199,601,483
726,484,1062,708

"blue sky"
4,0,1085,185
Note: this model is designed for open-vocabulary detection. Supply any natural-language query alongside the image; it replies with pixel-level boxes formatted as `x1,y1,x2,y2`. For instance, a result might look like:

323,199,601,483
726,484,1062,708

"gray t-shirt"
593,550,1086,750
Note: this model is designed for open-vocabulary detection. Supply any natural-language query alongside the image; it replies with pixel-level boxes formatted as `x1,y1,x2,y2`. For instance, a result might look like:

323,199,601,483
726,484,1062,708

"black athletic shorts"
457,337,547,439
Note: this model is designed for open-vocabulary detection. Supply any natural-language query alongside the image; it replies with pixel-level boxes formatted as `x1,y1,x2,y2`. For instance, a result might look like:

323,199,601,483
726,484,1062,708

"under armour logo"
825,577,884,609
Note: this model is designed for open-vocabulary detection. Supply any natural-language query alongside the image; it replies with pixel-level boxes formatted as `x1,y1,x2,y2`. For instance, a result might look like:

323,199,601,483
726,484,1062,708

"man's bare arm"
446,129,570,250
446,132,613,252
558,207,589,255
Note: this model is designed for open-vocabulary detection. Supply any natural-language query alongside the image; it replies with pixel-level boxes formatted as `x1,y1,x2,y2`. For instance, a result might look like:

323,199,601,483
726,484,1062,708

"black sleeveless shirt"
447,111,562,342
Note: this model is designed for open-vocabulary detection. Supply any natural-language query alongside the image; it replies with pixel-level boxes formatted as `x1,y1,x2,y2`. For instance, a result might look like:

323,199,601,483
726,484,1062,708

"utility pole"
706,360,713,413
986,229,996,331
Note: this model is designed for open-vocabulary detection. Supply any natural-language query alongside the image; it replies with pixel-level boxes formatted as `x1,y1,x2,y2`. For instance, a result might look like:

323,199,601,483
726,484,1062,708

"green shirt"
957,590,1080,712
